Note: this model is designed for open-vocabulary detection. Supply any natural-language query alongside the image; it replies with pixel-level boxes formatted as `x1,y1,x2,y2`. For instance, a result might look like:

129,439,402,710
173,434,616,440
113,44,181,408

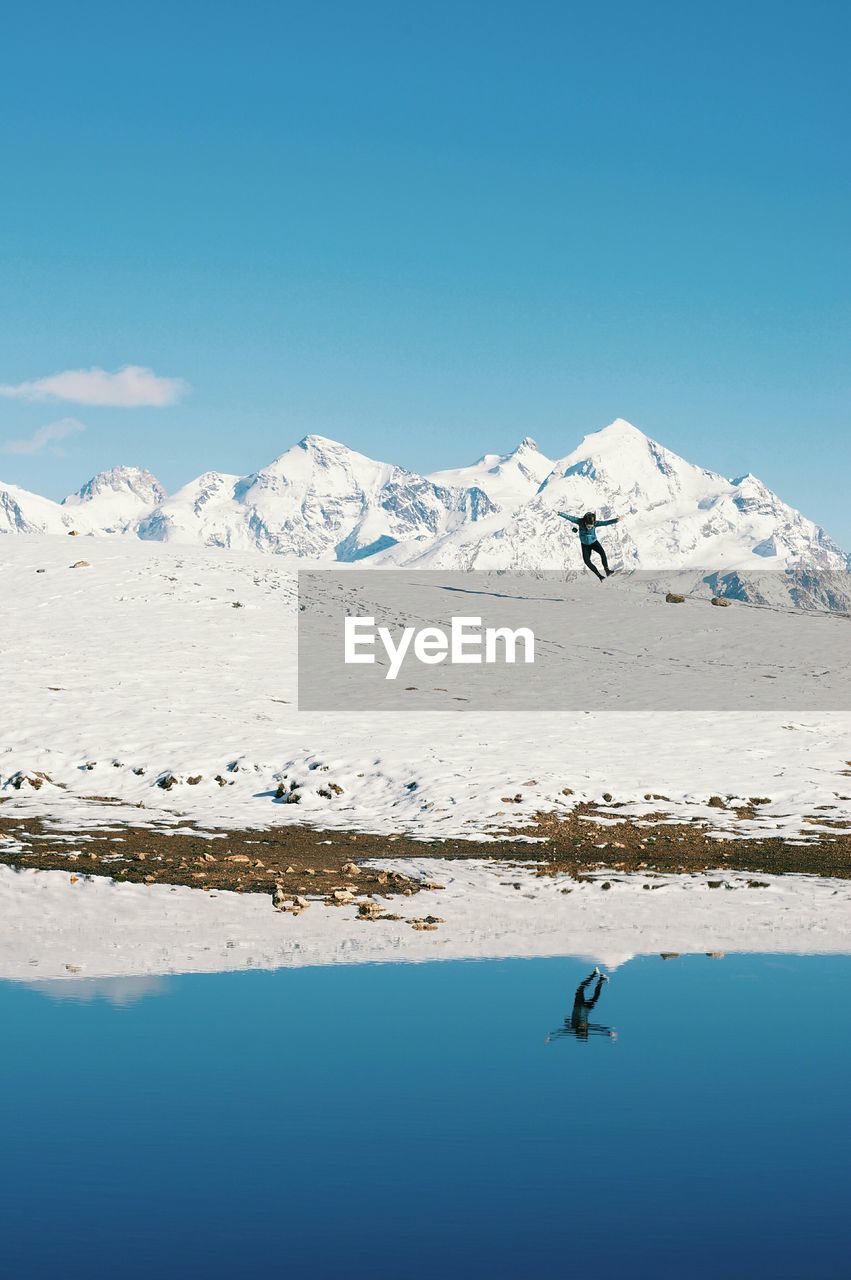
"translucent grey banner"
297,569,851,712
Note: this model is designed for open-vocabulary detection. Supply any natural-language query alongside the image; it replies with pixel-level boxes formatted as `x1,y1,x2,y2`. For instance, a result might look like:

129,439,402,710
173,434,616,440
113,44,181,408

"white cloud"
0,364,188,408
1,417,86,456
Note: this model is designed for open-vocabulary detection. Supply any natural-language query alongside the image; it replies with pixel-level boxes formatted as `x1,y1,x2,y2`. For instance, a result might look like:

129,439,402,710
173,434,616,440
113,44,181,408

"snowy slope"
136,470,244,546
2,536,850,841
0,481,87,535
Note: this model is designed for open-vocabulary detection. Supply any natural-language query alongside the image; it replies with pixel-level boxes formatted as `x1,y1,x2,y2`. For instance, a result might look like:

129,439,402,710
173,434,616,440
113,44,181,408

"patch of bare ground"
523,806,851,879
0,815,424,903
1,800,851,895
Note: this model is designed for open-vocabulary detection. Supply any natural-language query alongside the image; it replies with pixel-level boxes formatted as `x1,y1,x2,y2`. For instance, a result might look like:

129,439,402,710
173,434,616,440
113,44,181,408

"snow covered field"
3,534,850,840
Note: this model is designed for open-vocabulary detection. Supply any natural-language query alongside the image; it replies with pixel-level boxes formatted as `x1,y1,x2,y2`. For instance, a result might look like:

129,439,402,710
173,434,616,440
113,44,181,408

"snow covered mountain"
2,420,848,583
138,435,496,560
0,480,84,536
428,436,554,507
1,465,166,537
398,419,849,575
63,465,167,534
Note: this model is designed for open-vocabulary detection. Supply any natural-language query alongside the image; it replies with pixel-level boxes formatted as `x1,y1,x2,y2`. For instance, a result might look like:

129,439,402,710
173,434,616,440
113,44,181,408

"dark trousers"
581,540,609,579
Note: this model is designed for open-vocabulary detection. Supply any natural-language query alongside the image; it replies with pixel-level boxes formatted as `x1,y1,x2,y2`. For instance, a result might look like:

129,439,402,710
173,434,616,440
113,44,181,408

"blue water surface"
2,954,849,1280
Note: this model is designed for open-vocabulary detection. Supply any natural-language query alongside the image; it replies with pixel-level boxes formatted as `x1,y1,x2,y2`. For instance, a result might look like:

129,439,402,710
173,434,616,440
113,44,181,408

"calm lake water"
2,954,850,1279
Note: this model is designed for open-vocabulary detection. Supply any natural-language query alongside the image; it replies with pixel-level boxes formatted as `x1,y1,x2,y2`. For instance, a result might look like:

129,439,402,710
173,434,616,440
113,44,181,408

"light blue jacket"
559,513,618,545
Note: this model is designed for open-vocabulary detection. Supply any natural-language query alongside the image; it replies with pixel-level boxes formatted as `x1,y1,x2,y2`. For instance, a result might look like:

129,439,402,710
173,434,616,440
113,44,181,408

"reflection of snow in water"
3,860,851,987
26,975,169,1005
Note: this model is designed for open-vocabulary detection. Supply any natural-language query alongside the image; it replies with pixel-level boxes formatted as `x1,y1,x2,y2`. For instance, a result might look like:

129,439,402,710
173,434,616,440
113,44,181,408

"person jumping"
558,509,623,580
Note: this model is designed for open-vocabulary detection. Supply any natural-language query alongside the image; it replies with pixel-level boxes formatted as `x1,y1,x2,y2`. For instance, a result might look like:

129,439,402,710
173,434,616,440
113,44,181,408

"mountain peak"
584,418,649,446
251,434,401,492
514,436,539,453
298,433,347,451
64,465,167,507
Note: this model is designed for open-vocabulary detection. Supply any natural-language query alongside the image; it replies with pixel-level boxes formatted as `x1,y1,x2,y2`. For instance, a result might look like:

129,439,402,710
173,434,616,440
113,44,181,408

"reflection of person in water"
546,967,617,1043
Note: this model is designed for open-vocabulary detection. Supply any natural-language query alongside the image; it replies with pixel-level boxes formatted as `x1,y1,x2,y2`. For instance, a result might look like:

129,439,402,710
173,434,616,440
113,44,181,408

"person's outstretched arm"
558,512,581,523
596,516,623,527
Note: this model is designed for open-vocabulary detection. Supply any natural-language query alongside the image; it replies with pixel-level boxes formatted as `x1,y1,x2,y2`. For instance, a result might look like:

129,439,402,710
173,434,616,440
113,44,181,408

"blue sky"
1,1,848,540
